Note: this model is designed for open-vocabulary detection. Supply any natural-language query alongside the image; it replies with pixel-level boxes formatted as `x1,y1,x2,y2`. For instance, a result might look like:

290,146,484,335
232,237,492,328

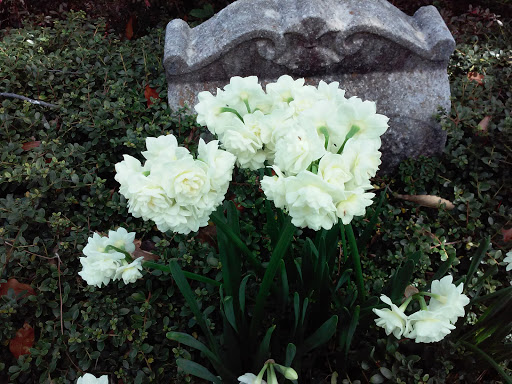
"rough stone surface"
163,0,455,171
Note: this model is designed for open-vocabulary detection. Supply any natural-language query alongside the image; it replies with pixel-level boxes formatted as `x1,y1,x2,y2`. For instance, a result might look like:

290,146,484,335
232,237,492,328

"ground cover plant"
0,3,511,384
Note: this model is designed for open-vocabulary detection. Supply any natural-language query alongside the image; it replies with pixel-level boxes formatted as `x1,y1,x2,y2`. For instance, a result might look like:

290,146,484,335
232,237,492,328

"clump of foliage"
1,4,511,384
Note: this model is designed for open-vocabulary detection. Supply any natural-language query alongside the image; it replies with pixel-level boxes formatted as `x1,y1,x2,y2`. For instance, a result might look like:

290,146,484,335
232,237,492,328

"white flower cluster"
373,275,470,343
76,373,108,384
115,135,236,234
78,227,143,287
195,76,389,230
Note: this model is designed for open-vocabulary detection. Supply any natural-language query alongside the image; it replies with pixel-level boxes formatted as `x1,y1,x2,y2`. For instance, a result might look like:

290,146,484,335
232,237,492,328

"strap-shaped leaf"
265,199,279,247
345,224,365,301
280,260,289,307
357,188,387,251
176,358,222,384
254,325,276,370
166,332,220,367
301,297,309,329
285,343,297,367
169,260,220,356
300,315,338,355
335,269,352,292
211,209,263,272
460,341,512,384
239,274,252,315
465,236,490,289
344,305,360,355
432,251,457,281
222,296,238,333
293,292,300,335
250,219,296,338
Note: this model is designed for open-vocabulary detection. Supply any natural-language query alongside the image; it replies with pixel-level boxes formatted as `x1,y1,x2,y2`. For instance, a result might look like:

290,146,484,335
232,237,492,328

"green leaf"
293,292,300,335
357,188,387,250
169,260,220,357
254,325,276,370
166,332,218,367
344,305,360,355
280,260,289,307
459,341,512,384
176,359,222,384
465,236,490,288
250,218,296,339
222,296,238,333
285,343,297,367
239,274,252,314
300,315,338,355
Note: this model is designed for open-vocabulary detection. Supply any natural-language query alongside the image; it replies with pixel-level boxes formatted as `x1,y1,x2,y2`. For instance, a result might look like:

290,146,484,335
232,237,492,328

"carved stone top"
164,0,455,78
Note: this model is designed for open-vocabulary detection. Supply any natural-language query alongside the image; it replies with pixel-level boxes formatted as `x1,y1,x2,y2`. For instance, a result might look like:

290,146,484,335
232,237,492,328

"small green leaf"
300,315,338,355
176,359,222,384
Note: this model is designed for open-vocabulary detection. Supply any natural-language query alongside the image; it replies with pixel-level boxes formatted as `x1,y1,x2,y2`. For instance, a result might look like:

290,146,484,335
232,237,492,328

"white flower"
317,152,352,191
274,126,326,175
238,373,267,384
79,232,130,287
266,75,304,104
142,135,191,164
340,139,382,186
107,227,136,254
427,275,470,323
260,167,287,209
114,257,144,284
406,309,455,343
317,80,346,103
223,76,268,112
284,171,339,230
335,189,375,225
197,139,236,192
156,157,211,207
336,97,389,141
504,251,512,271
195,89,229,130
76,373,108,384
373,295,409,338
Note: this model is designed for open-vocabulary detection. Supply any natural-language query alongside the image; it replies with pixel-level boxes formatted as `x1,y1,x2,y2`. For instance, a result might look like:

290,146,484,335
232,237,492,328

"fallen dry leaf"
395,194,455,210
195,223,217,248
133,239,159,261
467,71,485,85
125,15,135,40
0,278,36,298
22,141,41,151
404,285,419,298
502,228,512,242
9,323,35,359
144,84,159,107
477,116,491,133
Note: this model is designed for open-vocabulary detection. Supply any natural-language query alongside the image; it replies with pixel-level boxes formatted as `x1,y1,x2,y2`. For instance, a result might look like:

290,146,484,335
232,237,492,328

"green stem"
344,223,365,301
104,245,133,262
318,126,330,149
249,219,296,341
211,212,263,272
337,125,360,154
418,296,428,311
220,107,244,122
142,261,221,287
243,98,251,113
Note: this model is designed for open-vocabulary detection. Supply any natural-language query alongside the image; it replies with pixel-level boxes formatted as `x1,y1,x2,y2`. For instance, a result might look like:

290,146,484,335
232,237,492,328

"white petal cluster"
76,373,108,384
504,250,512,272
115,134,236,234
196,75,388,229
78,227,143,287
238,373,267,384
373,275,470,343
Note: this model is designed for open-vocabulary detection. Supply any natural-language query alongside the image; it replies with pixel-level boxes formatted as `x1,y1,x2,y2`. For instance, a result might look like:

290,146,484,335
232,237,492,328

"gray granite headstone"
163,0,455,171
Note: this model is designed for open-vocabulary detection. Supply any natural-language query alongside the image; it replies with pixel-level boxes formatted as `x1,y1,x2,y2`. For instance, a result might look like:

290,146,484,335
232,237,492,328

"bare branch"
0,92,58,108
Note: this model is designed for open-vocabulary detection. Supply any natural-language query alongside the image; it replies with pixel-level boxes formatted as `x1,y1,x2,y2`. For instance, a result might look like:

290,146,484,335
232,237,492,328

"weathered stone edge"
163,0,455,76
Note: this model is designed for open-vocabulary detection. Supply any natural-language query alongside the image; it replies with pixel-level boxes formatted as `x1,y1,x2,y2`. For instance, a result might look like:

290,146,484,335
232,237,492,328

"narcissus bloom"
405,309,455,343
373,295,409,338
427,275,470,323
238,373,267,384
76,373,108,384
